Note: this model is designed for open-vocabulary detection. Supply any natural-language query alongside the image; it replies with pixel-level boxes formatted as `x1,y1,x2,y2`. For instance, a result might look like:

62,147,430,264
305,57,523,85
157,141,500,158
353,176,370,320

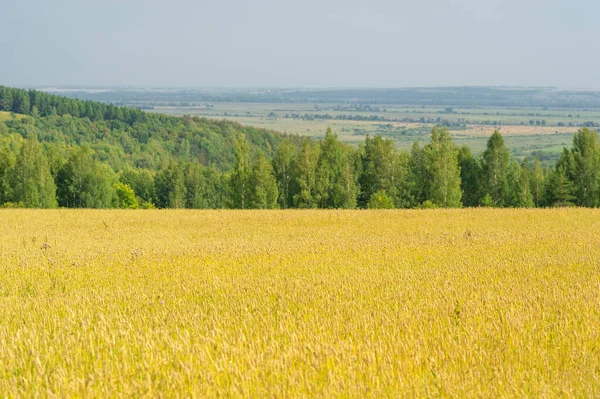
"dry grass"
0,209,599,397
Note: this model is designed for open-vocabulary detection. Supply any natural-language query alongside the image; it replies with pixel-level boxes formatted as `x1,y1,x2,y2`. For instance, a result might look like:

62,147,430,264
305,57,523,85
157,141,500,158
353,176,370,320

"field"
1,209,599,396
151,103,592,159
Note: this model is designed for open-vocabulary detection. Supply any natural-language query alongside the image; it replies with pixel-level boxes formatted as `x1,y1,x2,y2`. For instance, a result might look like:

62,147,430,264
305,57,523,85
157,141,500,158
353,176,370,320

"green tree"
183,162,225,209
56,147,116,208
358,135,402,208
457,145,483,207
248,153,279,209
482,130,511,206
121,168,156,206
544,166,575,207
154,162,186,208
293,138,319,208
0,149,15,205
570,128,600,207
529,155,545,207
424,126,462,208
113,182,139,209
229,134,252,209
407,142,428,207
12,91,30,115
10,138,57,208
272,138,298,208
0,87,14,111
315,128,357,208
508,160,534,208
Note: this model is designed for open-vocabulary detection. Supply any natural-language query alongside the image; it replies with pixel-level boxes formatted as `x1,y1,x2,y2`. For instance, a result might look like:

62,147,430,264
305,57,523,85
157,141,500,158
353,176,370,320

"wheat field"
0,209,599,397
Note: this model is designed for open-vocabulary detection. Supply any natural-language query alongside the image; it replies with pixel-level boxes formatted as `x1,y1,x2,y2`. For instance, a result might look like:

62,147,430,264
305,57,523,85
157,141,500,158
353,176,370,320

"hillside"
0,86,300,172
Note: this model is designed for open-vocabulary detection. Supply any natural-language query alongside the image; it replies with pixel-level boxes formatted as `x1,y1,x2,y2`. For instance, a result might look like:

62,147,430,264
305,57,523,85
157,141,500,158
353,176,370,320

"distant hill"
39,86,600,109
0,86,301,172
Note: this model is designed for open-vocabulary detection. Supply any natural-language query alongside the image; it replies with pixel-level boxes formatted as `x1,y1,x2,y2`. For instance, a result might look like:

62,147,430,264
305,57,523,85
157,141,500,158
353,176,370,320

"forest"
0,86,597,209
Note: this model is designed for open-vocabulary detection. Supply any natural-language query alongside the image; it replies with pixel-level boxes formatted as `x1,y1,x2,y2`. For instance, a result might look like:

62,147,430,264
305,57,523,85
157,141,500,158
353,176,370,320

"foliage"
2,88,600,209
367,190,395,209
55,147,117,208
0,86,299,172
424,126,462,208
315,128,358,209
482,131,511,206
9,139,57,208
113,182,139,209
248,154,279,209
229,134,251,209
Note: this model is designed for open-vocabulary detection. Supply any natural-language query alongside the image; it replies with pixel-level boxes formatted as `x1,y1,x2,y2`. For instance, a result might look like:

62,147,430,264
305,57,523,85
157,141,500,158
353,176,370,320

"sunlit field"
1,209,599,396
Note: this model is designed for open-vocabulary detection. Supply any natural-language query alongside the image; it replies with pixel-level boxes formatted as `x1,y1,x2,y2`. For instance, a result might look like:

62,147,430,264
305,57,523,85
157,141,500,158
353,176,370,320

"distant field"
151,103,600,127
1,209,599,396
151,103,593,159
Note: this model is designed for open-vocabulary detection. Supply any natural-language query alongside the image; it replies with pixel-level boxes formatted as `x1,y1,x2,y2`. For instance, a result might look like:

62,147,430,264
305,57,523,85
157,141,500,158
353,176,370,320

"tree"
229,134,251,209
272,138,297,208
529,155,545,207
56,147,116,208
12,91,30,115
424,126,462,208
120,168,156,206
293,138,319,208
10,138,57,208
0,149,15,205
508,160,534,208
248,153,279,209
458,145,483,207
482,130,511,206
358,135,401,208
570,128,600,207
113,182,139,209
0,87,14,111
315,128,358,209
183,162,226,209
544,166,575,207
407,142,428,207
154,162,186,208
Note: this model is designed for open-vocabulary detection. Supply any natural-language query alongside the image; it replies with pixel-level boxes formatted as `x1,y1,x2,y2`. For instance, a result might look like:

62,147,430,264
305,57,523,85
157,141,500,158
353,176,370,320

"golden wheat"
0,209,598,397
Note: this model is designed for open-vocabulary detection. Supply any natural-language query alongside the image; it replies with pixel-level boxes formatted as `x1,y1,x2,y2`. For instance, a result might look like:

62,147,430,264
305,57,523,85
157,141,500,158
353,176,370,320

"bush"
1,201,25,208
113,183,139,209
367,190,395,209
418,200,438,209
480,194,495,208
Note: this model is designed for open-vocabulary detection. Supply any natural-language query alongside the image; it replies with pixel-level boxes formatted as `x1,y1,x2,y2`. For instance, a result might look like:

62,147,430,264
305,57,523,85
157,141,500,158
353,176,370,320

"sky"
1,0,599,88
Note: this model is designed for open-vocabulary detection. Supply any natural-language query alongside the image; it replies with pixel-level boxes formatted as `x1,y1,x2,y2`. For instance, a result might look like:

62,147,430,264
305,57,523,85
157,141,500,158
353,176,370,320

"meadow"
0,209,599,396
0,111,26,122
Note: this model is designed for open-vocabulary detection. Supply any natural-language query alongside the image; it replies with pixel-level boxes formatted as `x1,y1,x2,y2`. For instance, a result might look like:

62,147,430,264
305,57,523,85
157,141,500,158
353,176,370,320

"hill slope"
0,86,300,172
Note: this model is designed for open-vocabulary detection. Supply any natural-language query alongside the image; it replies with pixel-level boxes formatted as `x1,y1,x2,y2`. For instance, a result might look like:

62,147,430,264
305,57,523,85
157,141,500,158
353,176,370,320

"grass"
0,111,26,122
0,209,599,396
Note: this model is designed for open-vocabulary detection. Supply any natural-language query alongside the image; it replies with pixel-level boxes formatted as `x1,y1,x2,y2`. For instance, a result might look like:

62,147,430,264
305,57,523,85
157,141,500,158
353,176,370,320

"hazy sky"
1,0,599,88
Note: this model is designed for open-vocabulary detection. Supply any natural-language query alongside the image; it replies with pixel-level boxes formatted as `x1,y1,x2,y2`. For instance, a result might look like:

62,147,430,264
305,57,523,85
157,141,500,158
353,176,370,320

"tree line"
0,86,597,209
0,124,598,209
